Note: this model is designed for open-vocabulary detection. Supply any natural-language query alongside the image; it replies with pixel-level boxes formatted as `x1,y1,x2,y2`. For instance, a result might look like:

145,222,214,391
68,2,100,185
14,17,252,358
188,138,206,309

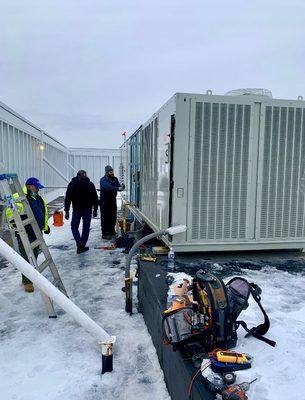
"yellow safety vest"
5,186,49,232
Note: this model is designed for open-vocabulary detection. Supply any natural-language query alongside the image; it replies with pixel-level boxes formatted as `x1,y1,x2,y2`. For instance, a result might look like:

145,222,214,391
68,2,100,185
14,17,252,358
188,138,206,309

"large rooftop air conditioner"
121,91,305,252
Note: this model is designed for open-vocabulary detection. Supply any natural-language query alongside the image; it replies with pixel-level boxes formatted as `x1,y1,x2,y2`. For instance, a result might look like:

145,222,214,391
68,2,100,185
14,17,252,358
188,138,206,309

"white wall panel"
68,148,121,189
0,101,121,202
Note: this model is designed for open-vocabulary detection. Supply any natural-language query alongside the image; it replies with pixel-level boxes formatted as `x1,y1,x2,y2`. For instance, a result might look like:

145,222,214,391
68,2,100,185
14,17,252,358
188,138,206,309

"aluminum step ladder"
0,173,68,317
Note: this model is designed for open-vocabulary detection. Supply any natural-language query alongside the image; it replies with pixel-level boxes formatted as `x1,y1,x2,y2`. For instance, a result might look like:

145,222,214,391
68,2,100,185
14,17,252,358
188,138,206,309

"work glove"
65,211,70,220
44,226,51,235
93,210,98,218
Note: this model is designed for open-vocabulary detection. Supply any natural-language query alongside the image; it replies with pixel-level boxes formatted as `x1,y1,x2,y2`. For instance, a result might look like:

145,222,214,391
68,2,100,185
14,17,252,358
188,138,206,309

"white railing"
0,101,120,202
69,148,120,189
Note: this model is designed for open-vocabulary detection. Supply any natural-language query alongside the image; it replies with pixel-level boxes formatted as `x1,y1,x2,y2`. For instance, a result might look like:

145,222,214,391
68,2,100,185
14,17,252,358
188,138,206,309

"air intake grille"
141,119,159,225
192,102,251,240
259,106,305,238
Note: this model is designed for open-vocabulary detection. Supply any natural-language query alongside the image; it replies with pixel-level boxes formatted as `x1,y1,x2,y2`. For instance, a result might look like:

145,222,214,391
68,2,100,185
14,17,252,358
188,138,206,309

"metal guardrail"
0,101,120,203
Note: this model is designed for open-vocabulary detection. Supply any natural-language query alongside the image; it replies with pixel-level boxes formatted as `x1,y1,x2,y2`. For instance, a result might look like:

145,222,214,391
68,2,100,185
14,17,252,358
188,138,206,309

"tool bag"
163,270,276,350
226,276,276,347
193,270,236,350
162,307,196,346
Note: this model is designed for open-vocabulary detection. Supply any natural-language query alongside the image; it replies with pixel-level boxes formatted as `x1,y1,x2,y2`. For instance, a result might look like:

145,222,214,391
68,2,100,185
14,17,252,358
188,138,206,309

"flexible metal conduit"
124,225,187,314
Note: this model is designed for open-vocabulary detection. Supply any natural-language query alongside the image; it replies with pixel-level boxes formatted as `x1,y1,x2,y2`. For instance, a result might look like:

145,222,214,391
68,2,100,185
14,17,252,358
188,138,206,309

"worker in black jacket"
100,165,125,240
64,170,99,253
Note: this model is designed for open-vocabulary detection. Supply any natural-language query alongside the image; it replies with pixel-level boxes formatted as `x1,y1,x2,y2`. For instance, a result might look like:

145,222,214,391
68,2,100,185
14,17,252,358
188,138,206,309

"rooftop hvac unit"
122,92,305,252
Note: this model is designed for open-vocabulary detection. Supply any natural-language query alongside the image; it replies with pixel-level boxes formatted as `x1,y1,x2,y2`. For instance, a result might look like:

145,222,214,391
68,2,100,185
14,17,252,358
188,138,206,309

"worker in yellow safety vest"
6,177,50,292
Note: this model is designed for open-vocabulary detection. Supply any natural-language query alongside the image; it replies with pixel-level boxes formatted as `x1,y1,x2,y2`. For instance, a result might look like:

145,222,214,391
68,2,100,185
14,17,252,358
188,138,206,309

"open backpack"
163,270,276,350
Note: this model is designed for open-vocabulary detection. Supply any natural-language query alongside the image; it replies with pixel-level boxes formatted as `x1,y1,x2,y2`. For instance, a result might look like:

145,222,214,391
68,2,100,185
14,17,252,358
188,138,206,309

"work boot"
77,244,89,254
24,283,34,293
102,235,112,240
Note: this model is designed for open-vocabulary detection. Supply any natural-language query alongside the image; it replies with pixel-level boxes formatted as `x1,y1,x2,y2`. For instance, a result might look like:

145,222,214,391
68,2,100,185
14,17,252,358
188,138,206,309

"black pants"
100,202,117,236
16,235,39,285
71,209,92,247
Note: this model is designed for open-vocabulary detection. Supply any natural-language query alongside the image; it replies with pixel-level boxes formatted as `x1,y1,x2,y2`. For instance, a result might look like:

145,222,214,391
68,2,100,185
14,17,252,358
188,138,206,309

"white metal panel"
184,95,254,242
123,127,142,206
138,96,175,230
256,104,305,239
68,148,121,189
0,101,121,202
141,120,159,225
0,118,43,187
0,101,69,202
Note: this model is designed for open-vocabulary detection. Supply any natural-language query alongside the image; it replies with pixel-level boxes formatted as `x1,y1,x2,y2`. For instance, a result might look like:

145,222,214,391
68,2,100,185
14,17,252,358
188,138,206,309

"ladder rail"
0,174,68,317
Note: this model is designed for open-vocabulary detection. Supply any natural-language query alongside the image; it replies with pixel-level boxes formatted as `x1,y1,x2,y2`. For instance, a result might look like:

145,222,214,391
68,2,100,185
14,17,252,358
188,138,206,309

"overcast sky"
1,0,305,149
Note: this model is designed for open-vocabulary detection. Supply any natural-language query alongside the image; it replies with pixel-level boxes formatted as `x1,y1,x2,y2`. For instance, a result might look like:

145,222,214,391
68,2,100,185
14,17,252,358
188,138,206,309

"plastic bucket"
53,211,64,227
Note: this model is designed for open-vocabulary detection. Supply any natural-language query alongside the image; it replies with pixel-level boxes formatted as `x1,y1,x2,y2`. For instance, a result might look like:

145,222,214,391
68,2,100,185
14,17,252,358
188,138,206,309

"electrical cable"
188,361,211,399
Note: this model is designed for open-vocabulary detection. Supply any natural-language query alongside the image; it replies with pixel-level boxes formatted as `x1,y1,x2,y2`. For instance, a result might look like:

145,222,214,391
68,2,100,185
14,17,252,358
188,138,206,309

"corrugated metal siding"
141,119,159,225
128,130,141,206
259,106,305,238
192,102,251,240
0,120,45,186
68,149,121,189
0,101,121,201
0,101,70,202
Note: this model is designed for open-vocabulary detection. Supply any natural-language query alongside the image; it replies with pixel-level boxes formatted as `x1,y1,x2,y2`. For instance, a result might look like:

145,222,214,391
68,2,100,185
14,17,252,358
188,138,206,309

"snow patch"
0,218,170,400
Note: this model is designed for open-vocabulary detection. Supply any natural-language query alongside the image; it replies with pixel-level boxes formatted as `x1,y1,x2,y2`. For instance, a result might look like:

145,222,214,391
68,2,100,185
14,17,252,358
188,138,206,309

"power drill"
221,379,257,400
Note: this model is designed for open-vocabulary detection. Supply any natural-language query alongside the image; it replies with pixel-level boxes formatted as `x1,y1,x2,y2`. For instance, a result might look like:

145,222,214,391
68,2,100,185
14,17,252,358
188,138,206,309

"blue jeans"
71,209,92,247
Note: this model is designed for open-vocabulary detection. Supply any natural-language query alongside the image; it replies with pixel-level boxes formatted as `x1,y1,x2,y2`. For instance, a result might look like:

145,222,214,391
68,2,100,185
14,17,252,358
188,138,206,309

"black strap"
236,284,276,347
236,320,276,347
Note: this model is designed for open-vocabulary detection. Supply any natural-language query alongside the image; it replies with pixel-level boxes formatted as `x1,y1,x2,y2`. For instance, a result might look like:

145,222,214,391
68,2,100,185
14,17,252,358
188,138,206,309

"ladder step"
37,258,52,273
30,239,41,249
22,217,35,226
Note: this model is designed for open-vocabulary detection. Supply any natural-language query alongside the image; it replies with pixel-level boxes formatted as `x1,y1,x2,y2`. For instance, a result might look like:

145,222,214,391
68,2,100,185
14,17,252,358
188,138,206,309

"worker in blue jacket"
100,165,125,240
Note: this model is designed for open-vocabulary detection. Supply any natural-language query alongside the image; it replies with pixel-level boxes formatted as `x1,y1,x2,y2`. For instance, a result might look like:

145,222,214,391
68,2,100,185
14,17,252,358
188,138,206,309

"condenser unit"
122,91,305,252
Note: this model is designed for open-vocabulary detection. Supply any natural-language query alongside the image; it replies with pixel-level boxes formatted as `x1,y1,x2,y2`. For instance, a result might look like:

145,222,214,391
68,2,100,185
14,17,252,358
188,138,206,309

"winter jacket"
64,176,99,213
100,175,121,205
27,192,47,231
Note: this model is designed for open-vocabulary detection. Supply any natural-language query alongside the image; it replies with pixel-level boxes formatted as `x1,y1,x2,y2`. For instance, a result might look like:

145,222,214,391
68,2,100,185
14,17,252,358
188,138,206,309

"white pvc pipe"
0,237,115,345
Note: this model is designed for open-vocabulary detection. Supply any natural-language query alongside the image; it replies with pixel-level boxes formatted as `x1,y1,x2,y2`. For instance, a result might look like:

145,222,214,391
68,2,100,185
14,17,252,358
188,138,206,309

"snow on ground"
228,266,305,400
2,216,305,400
0,217,170,400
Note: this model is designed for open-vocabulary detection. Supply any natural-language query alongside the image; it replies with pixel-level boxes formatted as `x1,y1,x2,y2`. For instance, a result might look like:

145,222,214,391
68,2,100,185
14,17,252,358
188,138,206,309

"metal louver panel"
192,102,251,240
140,119,159,225
259,106,305,238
